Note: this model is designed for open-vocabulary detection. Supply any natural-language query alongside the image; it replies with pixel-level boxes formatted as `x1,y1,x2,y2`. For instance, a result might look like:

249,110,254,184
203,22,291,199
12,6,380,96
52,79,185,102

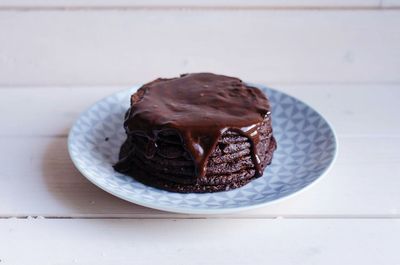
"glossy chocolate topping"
122,73,271,178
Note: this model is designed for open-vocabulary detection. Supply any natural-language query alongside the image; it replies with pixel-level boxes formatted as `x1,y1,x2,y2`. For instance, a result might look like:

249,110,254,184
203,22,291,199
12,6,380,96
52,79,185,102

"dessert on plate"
114,73,276,193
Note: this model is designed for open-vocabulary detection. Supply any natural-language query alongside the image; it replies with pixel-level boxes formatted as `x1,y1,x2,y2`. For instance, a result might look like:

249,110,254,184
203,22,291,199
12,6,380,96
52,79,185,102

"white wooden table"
1,1,400,264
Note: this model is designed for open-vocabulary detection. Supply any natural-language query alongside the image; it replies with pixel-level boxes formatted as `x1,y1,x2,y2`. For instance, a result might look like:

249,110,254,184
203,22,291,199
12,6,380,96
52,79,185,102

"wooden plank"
0,87,120,137
1,219,399,264
1,135,399,218
0,11,399,86
1,84,399,217
0,85,399,137
383,0,400,7
280,84,400,137
0,0,381,8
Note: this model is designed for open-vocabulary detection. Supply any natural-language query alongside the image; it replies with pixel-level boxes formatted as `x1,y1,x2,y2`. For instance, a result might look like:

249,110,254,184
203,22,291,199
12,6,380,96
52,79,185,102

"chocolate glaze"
115,73,271,179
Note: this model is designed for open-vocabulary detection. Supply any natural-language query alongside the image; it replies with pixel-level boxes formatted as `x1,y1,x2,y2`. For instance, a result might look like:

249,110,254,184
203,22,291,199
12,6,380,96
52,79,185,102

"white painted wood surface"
0,11,399,86
2,219,400,265
383,0,400,7
0,0,383,8
0,3,399,264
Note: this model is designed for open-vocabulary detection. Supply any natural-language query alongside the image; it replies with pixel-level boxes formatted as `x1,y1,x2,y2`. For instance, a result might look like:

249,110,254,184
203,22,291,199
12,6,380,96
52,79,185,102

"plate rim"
67,84,338,214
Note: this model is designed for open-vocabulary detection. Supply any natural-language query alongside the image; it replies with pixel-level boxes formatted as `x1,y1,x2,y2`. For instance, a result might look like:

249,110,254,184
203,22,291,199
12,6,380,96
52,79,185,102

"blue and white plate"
68,84,337,214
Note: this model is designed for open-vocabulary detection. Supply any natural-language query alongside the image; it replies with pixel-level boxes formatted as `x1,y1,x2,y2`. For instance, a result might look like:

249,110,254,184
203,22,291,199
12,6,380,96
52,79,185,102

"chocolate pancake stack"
114,73,276,193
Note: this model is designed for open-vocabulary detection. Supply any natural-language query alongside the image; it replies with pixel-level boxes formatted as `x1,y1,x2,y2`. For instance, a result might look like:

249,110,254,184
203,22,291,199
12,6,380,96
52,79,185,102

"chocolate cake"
114,73,276,193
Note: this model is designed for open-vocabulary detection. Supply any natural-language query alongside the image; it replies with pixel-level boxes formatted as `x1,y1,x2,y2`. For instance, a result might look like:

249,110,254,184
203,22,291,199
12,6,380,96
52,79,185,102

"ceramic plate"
68,84,337,214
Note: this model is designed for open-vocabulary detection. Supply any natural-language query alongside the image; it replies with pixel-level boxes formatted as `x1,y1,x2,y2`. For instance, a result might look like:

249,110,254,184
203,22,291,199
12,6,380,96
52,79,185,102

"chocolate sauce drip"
118,73,271,178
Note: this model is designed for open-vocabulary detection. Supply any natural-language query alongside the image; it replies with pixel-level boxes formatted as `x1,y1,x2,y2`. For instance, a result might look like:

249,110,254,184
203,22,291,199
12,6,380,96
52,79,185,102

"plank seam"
1,215,400,220
0,6,399,11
